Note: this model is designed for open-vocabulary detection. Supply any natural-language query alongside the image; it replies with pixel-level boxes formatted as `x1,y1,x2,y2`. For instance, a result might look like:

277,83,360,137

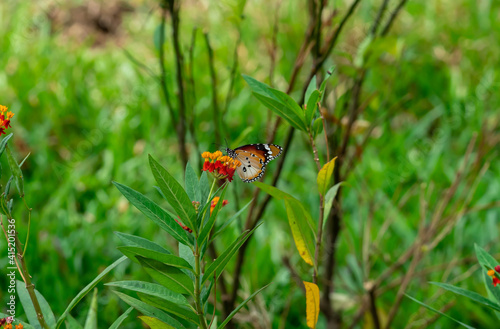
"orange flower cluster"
0,317,22,329
487,265,500,287
210,196,228,215
0,105,14,136
201,151,241,182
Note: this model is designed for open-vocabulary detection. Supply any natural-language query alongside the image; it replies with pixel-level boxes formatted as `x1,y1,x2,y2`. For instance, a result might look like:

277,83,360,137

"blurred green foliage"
0,0,499,327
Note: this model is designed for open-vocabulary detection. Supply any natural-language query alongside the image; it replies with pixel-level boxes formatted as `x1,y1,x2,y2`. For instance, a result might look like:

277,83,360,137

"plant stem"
1,216,50,329
194,244,208,329
308,130,324,284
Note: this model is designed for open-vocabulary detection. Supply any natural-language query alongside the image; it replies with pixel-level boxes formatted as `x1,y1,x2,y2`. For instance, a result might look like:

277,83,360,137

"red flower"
201,151,241,182
0,105,14,136
495,265,500,273
494,278,500,287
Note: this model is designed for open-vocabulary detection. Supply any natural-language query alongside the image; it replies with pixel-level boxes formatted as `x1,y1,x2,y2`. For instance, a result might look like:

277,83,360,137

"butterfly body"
225,144,283,182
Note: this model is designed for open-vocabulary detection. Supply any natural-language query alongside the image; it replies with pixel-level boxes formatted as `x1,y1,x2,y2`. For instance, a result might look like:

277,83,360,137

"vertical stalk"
1,217,49,329
194,243,209,329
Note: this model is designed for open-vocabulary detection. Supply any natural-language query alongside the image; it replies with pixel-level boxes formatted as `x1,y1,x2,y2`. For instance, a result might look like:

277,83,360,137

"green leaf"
213,199,253,240
118,246,194,272
197,183,226,227
138,293,199,324
218,284,271,329
56,256,128,329
305,76,317,105
149,155,197,233
252,93,307,131
113,291,183,328
17,280,57,329
200,171,210,206
179,242,195,282
108,307,133,329
185,162,200,202
138,316,175,329
113,182,193,247
305,90,320,127
201,279,214,307
312,117,324,138
323,183,343,222
198,184,228,248
5,145,24,197
430,282,500,312
0,133,13,157
83,289,98,329
105,281,190,306
253,181,290,200
475,244,498,270
65,315,84,329
153,24,165,52
317,157,337,197
285,198,316,267
242,74,307,131
115,232,171,254
137,256,194,296
319,66,335,99
405,294,476,329
233,178,318,269
202,223,262,285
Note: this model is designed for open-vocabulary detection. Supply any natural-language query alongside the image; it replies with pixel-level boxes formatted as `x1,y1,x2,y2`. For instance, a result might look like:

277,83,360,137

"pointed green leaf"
200,171,210,206
305,90,320,127
17,280,57,329
201,279,214,307
113,291,183,328
149,155,197,232
56,256,128,329
83,289,98,329
405,294,476,329
105,281,190,306
319,66,336,100
305,76,317,105
218,284,271,329
65,314,84,329
312,117,324,138
285,199,316,267
138,293,199,324
0,133,13,157
137,256,194,296
113,182,193,247
185,162,200,202
5,145,23,197
202,223,262,285
118,246,194,272
317,157,337,197
252,181,290,200
323,183,343,224
430,282,500,312
115,232,171,254
213,199,253,240
198,184,228,247
138,316,175,329
108,307,133,329
475,244,499,270
252,93,307,131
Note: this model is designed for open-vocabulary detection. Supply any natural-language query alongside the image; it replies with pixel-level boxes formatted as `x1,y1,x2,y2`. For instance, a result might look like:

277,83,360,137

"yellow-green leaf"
285,199,314,266
138,316,175,329
317,157,337,197
304,281,320,329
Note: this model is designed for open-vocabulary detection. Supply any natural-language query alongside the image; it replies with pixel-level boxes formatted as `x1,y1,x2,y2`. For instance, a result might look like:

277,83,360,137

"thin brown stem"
204,32,221,145
166,0,188,168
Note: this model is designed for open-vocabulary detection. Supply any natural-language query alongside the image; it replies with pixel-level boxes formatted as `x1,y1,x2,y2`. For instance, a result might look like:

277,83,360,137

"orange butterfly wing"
231,144,283,182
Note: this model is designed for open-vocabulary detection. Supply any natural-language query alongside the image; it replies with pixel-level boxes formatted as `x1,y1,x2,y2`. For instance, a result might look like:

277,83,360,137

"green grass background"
0,0,499,327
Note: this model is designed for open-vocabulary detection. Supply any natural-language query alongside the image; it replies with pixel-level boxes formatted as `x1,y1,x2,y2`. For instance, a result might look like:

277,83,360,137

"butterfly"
225,144,283,183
